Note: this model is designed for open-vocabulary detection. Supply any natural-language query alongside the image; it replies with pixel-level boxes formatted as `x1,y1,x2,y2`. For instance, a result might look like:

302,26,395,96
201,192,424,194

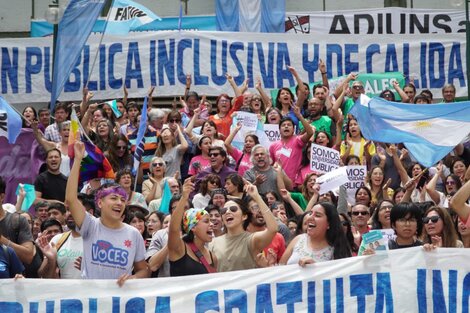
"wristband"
321,72,327,75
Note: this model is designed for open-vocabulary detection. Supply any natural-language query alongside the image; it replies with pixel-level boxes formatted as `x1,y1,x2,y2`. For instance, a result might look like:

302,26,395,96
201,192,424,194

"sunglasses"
446,181,456,186
220,206,239,215
152,162,164,167
209,153,221,157
352,211,369,216
352,85,364,90
117,146,127,150
208,180,219,185
169,119,180,123
423,216,440,224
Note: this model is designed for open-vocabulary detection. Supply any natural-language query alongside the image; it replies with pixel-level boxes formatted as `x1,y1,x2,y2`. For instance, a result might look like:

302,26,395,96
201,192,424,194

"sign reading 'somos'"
310,143,340,174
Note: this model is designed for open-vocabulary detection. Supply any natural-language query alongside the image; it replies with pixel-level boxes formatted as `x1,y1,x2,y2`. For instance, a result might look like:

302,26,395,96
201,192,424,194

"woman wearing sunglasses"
193,174,221,210
142,157,167,204
168,178,217,276
105,134,133,173
422,206,463,248
425,164,462,208
209,183,277,272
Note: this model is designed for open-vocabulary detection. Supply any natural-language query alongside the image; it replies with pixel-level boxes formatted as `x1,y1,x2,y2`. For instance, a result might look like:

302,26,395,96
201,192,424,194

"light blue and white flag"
50,0,105,113
216,0,285,32
107,0,161,35
0,96,22,144
350,94,470,167
105,99,122,118
132,96,148,175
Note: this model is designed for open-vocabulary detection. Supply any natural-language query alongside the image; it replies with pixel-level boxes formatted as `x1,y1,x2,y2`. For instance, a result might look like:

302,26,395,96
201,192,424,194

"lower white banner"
0,247,469,312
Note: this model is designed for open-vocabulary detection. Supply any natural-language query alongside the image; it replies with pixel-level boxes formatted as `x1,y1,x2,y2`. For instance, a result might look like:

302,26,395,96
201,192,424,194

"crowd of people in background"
1,65,470,285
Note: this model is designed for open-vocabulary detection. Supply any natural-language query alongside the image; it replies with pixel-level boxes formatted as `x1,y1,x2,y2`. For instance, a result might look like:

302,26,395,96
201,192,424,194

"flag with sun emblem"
350,94,470,167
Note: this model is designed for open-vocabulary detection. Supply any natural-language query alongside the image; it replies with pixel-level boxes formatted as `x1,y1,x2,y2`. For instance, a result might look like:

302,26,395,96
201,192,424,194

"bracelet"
321,72,327,75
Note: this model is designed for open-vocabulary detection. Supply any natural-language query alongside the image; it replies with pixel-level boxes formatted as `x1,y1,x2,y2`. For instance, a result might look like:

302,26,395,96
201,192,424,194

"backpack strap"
55,231,72,252
187,242,216,273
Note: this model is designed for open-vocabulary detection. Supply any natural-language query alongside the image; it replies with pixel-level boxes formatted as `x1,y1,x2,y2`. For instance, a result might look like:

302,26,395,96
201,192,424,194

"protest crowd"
1,61,470,287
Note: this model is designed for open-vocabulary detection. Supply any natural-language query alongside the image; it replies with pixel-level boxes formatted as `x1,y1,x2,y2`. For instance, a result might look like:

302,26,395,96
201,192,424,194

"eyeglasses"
169,119,180,123
352,85,364,90
250,205,260,212
352,211,369,216
152,162,164,167
251,98,261,102
117,146,127,150
220,206,239,215
379,205,393,211
446,181,456,186
209,153,220,157
208,180,219,185
423,216,440,224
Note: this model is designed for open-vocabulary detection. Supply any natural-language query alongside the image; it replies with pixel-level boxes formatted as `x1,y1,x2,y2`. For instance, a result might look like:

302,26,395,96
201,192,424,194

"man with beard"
39,208,83,279
244,145,292,195
299,97,335,140
246,197,286,265
34,148,67,203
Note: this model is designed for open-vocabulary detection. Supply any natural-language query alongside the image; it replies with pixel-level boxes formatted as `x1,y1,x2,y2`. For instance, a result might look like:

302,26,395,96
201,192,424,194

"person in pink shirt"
269,104,314,181
188,136,212,176
225,122,259,176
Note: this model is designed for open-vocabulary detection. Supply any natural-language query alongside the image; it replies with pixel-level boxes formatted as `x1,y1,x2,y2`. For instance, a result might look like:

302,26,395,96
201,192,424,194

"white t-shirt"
50,232,83,279
78,213,146,279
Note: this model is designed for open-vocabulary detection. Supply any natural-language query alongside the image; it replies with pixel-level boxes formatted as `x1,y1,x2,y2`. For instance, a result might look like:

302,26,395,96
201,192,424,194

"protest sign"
317,166,349,194
230,112,259,150
310,143,340,173
344,165,367,204
1,248,469,312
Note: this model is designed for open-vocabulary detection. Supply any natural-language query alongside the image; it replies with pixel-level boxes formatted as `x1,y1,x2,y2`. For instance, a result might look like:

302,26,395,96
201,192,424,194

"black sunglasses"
423,216,440,224
209,153,221,157
220,206,239,215
152,162,164,167
169,119,180,123
352,211,369,216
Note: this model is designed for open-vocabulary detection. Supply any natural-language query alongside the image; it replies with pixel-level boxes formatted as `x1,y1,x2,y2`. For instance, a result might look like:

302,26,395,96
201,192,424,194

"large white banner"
0,248,469,312
0,30,466,104
286,8,466,35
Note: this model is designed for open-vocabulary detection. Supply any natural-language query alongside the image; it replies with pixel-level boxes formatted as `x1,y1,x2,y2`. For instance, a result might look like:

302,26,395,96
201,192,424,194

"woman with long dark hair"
225,123,259,176
280,202,352,265
105,134,133,173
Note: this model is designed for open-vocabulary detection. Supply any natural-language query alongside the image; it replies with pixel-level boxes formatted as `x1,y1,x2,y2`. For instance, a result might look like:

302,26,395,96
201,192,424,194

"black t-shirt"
0,211,33,244
34,171,67,202
388,239,423,250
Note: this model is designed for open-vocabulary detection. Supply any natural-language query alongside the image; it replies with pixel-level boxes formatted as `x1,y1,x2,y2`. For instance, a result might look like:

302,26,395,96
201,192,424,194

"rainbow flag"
80,141,115,182
68,109,115,182
68,109,80,158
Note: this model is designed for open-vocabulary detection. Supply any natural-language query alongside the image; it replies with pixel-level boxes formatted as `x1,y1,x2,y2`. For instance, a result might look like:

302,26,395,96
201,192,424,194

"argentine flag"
0,96,22,144
216,0,285,33
350,95,470,167
106,0,161,35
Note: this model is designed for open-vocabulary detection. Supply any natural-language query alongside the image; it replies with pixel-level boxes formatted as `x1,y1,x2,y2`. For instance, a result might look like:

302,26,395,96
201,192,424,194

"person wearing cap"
168,178,216,276
66,141,150,285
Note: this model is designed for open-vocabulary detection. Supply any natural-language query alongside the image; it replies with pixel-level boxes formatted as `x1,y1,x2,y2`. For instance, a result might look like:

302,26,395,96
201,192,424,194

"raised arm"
450,179,470,222
425,164,443,205
288,66,308,107
176,124,188,154
280,189,303,216
122,85,128,106
292,104,314,143
334,73,357,100
225,73,242,97
79,88,93,119
31,120,55,151
184,107,201,140
319,59,329,89
255,78,272,111
392,80,410,103
65,141,87,228
168,178,193,260
390,144,410,185
184,74,191,100
224,121,242,155
247,184,278,254
147,86,155,109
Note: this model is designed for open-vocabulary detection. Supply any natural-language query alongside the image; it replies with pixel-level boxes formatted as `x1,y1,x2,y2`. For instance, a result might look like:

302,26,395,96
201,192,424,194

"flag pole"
85,0,116,89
